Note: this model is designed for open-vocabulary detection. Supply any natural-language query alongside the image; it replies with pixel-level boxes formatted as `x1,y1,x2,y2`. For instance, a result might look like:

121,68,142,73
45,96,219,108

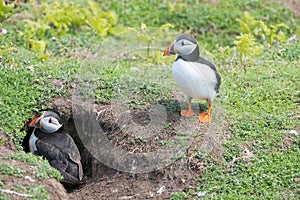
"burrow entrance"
21,96,226,198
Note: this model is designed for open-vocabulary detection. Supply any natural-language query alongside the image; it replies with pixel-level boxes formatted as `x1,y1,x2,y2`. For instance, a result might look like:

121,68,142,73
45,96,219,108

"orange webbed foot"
198,112,211,123
180,109,195,117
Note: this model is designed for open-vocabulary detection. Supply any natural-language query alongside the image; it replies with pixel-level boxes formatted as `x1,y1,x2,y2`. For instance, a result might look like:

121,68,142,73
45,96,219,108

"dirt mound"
46,96,227,199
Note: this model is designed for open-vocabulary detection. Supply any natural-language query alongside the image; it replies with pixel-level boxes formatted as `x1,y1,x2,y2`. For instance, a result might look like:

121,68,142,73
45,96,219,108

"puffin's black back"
34,129,83,183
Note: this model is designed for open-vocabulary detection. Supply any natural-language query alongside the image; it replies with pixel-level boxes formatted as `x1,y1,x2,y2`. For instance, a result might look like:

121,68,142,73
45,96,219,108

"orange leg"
198,103,212,123
180,97,195,117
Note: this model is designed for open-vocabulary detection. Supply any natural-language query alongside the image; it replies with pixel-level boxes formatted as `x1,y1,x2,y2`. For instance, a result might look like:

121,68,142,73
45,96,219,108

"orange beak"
163,44,172,56
28,116,41,127
163,41,176,56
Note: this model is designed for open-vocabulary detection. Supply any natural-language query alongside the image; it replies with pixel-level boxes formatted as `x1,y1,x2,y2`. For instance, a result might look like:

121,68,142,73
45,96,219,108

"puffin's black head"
28,111,63,133
163,34,199,61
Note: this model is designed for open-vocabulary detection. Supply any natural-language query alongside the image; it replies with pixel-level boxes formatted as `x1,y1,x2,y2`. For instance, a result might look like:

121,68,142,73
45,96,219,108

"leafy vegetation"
15,185,50,200
0,191,9,200
0,0,299,199
5,151,62,180
233,33,263,66
17,0,117,58
102,0,299,49
0,0,17,21
0,163,25,178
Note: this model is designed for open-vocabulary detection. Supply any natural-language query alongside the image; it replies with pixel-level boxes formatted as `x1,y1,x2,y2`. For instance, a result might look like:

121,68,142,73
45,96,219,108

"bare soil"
49,95,227,200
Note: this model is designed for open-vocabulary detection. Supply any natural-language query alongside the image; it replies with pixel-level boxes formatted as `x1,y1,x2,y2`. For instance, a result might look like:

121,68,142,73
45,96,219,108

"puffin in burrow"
163,34,221,123
28,111,84,184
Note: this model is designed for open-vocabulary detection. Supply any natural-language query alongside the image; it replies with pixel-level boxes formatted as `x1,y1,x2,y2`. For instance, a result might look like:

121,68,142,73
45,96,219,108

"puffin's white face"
38,116,62,133
173,38,197,56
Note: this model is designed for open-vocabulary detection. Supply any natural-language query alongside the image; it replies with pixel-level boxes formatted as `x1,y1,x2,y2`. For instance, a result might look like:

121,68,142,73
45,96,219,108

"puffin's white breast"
172,59,218,101
29,130,38,155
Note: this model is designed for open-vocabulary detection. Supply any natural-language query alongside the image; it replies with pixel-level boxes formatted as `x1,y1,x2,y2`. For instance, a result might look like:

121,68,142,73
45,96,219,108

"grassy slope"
0,0,299,199
201,60,300,199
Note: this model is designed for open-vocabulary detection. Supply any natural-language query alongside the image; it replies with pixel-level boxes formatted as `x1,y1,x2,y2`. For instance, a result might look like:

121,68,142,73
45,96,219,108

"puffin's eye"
181,41,185,46
48,118,52,124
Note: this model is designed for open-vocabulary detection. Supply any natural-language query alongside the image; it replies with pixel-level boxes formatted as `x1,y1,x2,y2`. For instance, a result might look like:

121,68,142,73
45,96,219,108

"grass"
0,0,299,199
15,185,50,200
102,0,300,50
5,151,62,180
199,59,300,198
0,163,26,178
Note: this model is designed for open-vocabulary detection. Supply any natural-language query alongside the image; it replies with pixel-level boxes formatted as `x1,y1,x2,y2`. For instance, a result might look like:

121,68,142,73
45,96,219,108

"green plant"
16,185,50,200
0,190,9,200
170,192,189,200
127,23,174,59
0,0,17,21
272,40,300,61
20,0,117,57
201,148,300,198
103,0,299,51
0,47,53,138
6,151,62,180
258,22,289,47
0,139,6,146
0,163,26,178
233,33,263,68
237,12,290,47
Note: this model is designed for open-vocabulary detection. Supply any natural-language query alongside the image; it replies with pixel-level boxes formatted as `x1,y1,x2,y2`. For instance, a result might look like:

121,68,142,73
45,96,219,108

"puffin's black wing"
35,134,82,184
63,133,84,182
198,57,221,93
36,139,67,170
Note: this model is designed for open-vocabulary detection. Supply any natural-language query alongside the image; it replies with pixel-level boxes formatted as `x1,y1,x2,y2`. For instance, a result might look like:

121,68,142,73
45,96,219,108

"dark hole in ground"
20,98,226,198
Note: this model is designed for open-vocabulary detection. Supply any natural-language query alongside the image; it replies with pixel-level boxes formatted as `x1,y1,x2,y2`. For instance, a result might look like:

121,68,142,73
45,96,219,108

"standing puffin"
28,111,84,184
163,34,221,123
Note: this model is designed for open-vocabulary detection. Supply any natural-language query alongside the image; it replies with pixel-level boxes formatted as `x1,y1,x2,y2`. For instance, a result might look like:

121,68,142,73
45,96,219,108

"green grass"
5,151,62,180
0,0,299,199
0,163,26,178
102,0,300,50
15,185,50,200
200,148,300,199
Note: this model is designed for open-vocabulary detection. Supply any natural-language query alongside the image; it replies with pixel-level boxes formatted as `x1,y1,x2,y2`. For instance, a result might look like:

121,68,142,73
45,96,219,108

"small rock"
287,35,297,43
197,191,206,197
95,109,106,120
148,192,154,198
112,188,118,193
156,186,165,195
285,130,298,136
118,196,134,200
141,23,147,29
130,67,139,73
0,28,7,35
27,65,35,72
25,175,35,182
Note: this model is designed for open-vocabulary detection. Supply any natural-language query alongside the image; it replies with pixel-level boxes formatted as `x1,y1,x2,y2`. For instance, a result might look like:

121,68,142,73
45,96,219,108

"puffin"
163,34,221,123
28,111,84,184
